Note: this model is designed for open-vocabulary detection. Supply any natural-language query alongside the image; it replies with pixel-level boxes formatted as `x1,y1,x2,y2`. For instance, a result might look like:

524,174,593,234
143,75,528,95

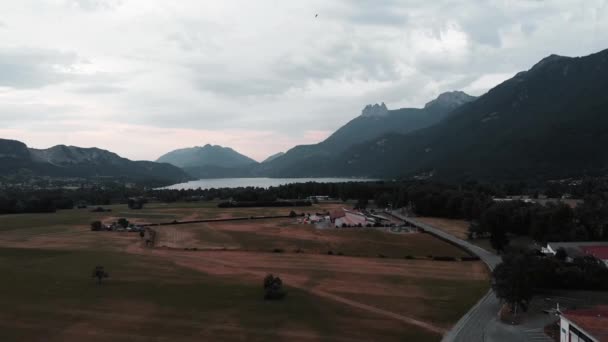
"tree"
128,197,145,209
490,224,510,254
492,252,535,316
92,266,109,285
555,247,568,261
117,218,129,228
90,221,102,231
355,198,368,210
263,274,286,300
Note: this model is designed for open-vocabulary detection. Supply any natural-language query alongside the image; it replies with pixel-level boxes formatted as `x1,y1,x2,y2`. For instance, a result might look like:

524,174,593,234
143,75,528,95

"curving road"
390,212,502,342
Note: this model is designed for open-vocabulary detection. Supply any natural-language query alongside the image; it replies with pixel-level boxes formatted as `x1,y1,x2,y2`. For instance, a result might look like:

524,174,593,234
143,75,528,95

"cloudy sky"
1,0,607,161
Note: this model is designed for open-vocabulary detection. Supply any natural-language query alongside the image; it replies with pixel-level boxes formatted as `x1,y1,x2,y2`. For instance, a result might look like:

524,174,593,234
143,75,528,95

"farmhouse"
543,242,608,266
560,306,608,342
332,209,375,227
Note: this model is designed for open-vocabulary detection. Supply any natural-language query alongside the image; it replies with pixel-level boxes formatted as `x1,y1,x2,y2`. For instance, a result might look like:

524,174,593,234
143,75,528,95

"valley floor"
0,202,489,341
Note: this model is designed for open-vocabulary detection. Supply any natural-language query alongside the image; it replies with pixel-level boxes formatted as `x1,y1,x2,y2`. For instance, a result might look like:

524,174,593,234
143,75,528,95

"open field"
415,217,537,253
154,219,470,258
0,202,490,341
415,217,470,240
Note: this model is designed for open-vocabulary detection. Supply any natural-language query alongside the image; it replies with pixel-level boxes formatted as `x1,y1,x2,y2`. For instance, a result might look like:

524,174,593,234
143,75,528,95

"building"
560,306,608,342
331,208,375,227
307,195,330,201
543,242,608,266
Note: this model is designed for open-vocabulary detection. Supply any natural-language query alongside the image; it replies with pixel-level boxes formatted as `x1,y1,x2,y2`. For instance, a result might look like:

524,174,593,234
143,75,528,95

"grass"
0,202,491,341
0,247,439,341
179,220,469,258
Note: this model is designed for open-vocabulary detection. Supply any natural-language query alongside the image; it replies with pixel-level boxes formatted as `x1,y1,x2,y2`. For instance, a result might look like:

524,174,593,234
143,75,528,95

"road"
390,212,502,342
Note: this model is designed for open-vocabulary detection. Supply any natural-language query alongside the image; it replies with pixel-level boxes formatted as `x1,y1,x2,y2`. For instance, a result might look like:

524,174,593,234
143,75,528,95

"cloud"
66,0,123,11
1,0,608,160
71,84,124,94
0,48,80,88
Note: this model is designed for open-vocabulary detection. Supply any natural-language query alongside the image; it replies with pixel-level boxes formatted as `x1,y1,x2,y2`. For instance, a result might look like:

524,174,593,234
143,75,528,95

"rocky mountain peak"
361,102,389,117
424,91,476,112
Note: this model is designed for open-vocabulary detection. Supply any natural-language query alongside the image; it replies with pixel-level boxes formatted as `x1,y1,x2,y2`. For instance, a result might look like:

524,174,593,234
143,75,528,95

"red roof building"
560,306,608,342
581,246,608,263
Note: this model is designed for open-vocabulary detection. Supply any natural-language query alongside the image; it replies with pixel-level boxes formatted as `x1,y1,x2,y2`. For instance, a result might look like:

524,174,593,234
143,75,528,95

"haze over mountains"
1,49,607,184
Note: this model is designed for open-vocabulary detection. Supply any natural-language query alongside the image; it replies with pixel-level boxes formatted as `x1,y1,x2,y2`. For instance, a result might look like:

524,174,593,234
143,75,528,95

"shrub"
90,221,102,231
461,256,481,261
433,256,457,261
117,218,129,228
263,274,287,300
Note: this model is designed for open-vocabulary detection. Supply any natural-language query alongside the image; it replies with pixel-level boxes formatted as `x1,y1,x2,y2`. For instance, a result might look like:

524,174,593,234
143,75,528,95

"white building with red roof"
560,306,608,342
543,242,608,265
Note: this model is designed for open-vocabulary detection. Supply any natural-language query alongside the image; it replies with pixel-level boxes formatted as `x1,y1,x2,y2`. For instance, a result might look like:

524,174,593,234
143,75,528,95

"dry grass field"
415,217,471,240
0,202,489,341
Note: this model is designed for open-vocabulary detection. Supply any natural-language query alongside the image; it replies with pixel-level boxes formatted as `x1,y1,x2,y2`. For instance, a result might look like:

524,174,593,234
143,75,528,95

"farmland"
0,201,489,341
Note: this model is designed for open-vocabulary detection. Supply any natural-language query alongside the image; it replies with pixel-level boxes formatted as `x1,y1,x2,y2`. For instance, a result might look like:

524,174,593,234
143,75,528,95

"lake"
162,177,378,190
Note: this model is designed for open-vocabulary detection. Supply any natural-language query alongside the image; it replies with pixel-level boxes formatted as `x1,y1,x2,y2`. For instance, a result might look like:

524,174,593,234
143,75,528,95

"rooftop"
581,246,608,260
562,306,608,341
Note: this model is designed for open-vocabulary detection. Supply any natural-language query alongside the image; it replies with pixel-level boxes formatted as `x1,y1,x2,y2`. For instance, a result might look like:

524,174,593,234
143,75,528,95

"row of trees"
474,196,608,252
493,250,608,314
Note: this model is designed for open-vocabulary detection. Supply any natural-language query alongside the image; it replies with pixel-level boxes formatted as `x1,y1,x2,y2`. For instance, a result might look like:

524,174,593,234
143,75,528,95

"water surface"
163,177,378,190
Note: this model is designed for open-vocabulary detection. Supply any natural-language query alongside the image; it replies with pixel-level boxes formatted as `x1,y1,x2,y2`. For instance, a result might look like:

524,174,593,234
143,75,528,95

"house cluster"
96,221,145,233
298,208,400,228
329,208,397,228
299,213,330,224
306,195,330,201
542,241,608,267
493,195,583,208
559,305,608,342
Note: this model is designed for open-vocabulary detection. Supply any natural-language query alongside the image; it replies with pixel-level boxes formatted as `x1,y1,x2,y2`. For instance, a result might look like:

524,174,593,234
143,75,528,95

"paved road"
390,212,502,342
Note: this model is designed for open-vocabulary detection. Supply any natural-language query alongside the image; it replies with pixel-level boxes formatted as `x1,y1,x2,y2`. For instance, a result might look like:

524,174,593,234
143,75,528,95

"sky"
0,0,607,162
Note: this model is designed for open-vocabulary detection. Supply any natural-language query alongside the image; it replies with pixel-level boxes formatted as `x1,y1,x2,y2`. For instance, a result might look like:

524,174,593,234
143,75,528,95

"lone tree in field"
90,221,102,231
92,266,109,285
492,252,535,316
263,274,286,300
117,218,129,228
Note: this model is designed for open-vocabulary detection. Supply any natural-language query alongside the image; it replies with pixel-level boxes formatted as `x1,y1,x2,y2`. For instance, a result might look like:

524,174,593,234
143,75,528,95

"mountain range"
254,91,476,177
2,48,607,184
321,49,608,181
0,140,189,184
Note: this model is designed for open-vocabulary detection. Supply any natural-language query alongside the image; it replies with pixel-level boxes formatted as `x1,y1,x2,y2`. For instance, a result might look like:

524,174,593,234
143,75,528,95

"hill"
255,91,476,177
0,139,190,184
262,152,285,163
157,144,258,178
329,48,608,181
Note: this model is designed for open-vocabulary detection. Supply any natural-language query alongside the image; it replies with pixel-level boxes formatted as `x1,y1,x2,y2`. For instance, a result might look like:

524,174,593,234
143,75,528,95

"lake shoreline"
161,177,381,190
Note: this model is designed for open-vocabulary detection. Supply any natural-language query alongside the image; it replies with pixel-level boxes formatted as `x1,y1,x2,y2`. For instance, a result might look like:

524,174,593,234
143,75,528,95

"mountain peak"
531,54,569,71
361,102,389,117
424,91,476,111
157,144,257,169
